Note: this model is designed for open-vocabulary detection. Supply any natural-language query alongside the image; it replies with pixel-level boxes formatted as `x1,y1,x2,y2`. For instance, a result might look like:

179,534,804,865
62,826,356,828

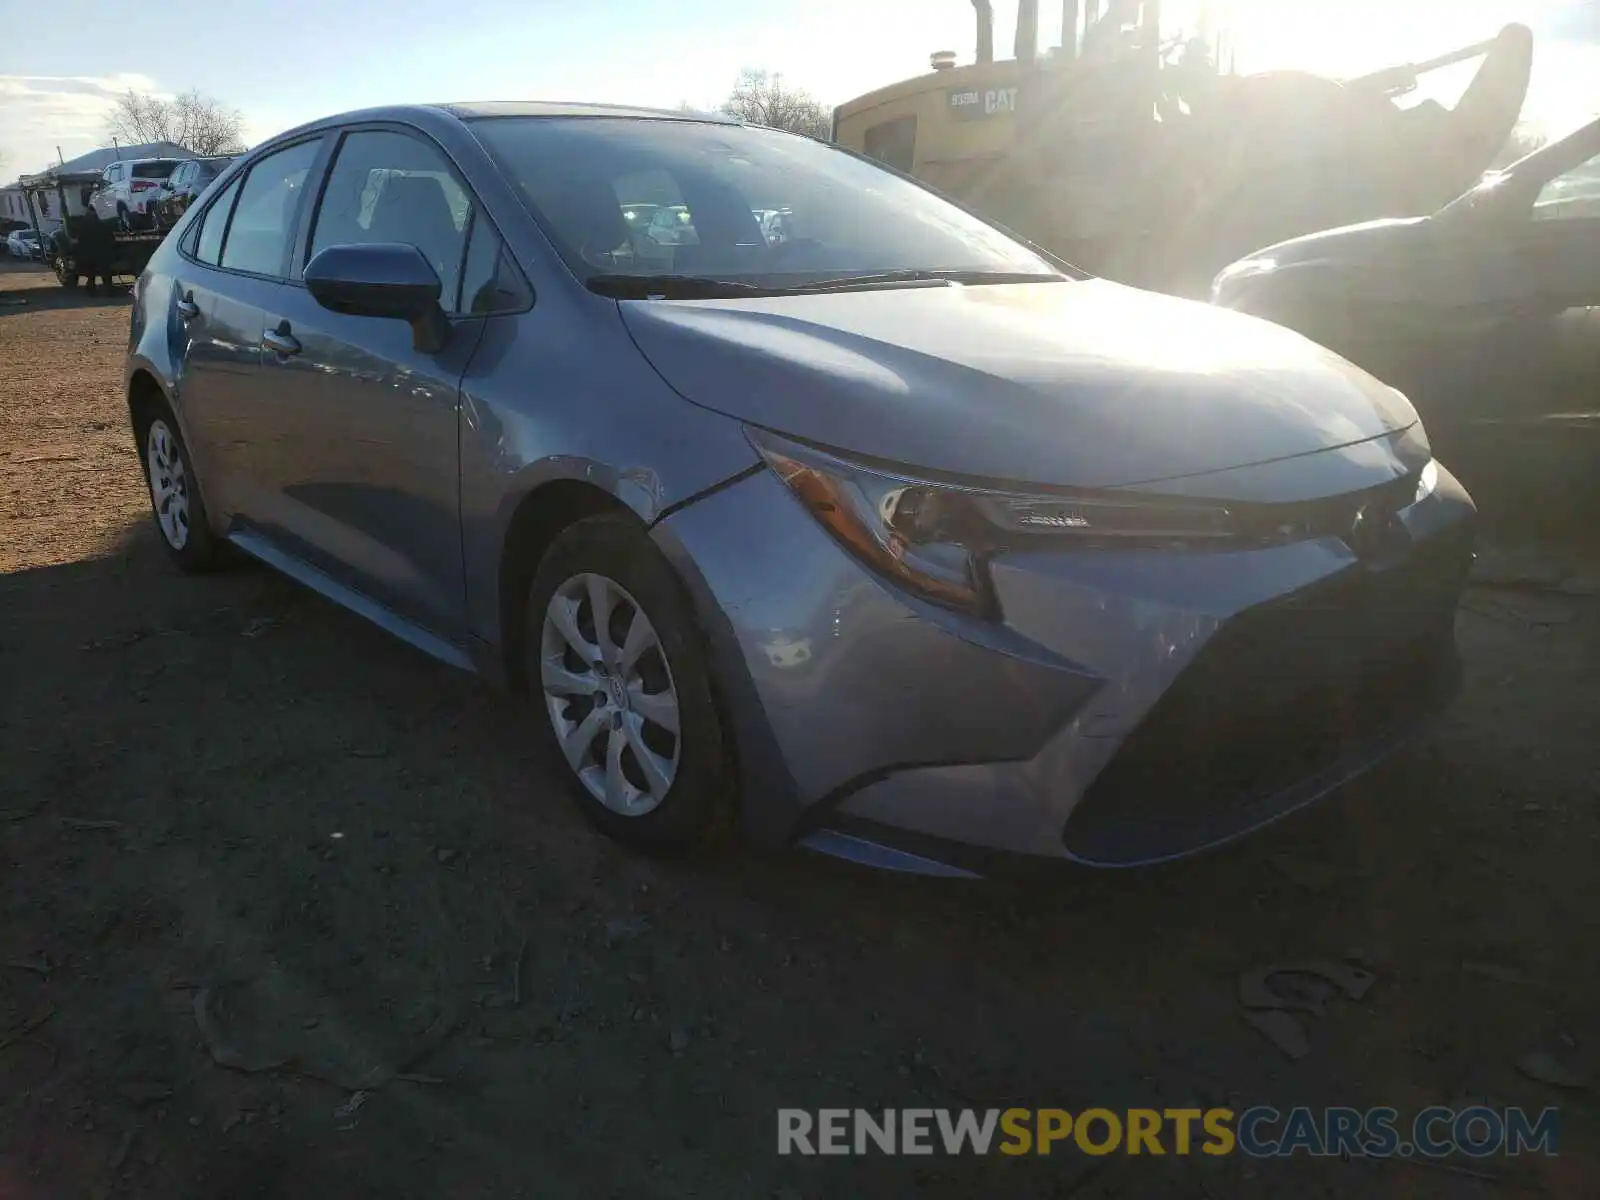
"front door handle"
262,323,301,357
176,292,199,320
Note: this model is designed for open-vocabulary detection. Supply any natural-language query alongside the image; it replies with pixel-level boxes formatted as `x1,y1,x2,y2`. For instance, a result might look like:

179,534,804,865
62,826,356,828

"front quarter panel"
458,297,762,649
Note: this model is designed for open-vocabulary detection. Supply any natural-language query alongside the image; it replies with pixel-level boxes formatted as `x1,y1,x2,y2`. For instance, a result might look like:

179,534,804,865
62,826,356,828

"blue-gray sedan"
125,102,1476,875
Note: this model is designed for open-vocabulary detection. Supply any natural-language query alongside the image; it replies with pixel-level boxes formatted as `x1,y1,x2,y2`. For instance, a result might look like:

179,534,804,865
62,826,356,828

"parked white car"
89,158,182,230
6,228,44,259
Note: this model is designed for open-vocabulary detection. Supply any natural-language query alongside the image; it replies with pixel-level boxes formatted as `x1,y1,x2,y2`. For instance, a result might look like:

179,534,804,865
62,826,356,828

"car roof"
438,100,738,123
261,100,740,148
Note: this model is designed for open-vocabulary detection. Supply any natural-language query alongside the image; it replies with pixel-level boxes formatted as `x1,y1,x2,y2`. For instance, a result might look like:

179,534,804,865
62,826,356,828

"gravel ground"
2,259,1598,1198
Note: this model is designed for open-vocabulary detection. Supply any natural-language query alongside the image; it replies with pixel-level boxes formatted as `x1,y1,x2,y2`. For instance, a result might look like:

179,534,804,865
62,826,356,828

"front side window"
457,214,532,314
308,129,473,306
471,116,1056,287
220,139,321,277
194,175,244,265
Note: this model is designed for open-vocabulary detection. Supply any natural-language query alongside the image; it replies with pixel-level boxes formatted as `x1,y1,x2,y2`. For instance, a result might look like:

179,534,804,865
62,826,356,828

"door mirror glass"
304,242,451,351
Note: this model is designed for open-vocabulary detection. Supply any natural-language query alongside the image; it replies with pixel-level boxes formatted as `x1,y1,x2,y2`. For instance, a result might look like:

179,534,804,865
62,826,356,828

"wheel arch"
126,367,168,435
496,478,641,693
126,369,205,501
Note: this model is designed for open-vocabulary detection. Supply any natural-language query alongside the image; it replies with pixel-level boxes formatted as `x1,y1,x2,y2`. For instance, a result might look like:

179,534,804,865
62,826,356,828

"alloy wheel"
146,418,191,550
540,572,681,816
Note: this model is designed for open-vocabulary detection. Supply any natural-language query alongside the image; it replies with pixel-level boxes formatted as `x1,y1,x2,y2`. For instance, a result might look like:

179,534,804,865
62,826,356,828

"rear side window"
193,176,243,265
220,139,321,277
308,129,473,307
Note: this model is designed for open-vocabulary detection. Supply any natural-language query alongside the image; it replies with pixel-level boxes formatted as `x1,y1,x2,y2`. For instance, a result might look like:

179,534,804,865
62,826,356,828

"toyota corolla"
126,102,1476,875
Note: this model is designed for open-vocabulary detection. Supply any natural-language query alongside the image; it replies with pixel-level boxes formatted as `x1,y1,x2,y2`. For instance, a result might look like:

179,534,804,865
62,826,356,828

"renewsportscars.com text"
777,1106,1560,1158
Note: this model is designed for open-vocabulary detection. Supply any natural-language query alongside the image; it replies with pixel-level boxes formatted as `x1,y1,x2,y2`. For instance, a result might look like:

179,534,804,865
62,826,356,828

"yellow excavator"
833,1,1535,296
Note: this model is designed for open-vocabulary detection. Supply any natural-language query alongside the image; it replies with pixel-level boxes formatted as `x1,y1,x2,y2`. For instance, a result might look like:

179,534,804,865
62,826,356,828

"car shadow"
0,261,132,316
3,517,1595,1196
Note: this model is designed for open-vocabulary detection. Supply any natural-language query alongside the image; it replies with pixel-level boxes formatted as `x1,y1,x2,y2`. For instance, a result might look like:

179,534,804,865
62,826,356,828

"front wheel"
136,405,226,572
524,515,736,852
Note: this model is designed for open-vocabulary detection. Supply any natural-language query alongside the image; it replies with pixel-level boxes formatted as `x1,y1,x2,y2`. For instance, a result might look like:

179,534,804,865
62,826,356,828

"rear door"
250,124,513,636
166,170,252,512
167,137,328,522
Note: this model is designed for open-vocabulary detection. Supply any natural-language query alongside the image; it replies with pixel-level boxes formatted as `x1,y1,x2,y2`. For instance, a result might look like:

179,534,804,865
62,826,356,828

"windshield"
470,116,1057,287
1437,116,1600,217
133,161,178,180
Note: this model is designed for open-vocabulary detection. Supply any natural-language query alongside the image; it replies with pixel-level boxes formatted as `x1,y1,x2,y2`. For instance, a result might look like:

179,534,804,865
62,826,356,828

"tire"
134,401,226,573
524,514,735,852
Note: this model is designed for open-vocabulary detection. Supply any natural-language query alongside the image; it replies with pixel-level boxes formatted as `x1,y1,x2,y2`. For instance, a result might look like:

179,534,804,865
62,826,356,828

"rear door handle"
176,292,199,320
262,323,301,357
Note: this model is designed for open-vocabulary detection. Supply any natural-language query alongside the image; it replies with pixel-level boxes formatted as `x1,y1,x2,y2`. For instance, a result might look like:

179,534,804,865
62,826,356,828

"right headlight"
748,428,1236,618
1412,459,1439,506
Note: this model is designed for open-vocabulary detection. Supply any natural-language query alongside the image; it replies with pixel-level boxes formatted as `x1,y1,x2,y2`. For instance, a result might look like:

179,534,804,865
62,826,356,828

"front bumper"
654,458,1475,869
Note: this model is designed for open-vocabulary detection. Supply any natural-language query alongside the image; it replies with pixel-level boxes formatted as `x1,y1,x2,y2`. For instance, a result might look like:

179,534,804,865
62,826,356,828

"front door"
1419,129,1600,517
1442,137,1600,425
253,126,486,638
1513,142,1600,413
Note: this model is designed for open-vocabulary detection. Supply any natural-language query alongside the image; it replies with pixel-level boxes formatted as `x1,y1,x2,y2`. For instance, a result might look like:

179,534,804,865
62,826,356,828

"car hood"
620,278,1417,489
1219,217,1430,276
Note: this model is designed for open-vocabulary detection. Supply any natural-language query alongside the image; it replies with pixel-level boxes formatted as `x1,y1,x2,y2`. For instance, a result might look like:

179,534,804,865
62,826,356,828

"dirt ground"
2,258,1598,1199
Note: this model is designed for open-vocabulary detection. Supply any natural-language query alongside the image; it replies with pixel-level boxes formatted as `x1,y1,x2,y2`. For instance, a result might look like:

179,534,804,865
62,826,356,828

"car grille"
1230,472,1421,550
1061,524,1473,866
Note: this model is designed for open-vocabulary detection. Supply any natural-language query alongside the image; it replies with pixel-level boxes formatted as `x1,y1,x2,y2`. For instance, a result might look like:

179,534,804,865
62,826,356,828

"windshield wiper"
781,269,1066,293
586,274,777,300
585,269,1067,301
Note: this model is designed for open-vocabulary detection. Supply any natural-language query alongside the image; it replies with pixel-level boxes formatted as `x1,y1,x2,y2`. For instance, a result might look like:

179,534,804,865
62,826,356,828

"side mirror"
304,242,451,353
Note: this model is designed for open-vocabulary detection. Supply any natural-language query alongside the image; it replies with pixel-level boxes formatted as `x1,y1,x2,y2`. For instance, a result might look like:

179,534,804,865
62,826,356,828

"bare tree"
719,69,832,139
106,89,246,156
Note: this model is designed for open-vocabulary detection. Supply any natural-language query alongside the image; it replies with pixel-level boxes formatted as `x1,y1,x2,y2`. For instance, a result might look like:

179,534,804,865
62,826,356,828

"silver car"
6,228,44,259
125,103,1475,875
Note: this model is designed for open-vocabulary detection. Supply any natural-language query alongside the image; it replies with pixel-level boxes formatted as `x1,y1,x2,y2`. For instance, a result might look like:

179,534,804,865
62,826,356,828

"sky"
1,0,1596,177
